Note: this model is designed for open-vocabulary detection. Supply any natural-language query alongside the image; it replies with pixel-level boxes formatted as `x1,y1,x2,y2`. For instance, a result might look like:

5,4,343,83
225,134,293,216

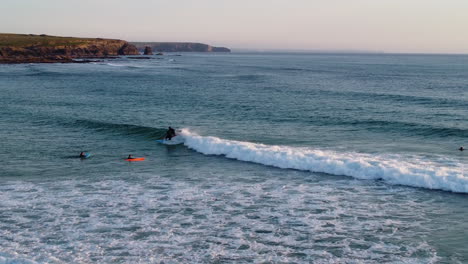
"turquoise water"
0,53,467,263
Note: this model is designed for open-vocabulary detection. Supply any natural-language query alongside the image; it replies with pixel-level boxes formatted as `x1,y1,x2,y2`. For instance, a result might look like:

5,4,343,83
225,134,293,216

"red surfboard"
125,157,145,161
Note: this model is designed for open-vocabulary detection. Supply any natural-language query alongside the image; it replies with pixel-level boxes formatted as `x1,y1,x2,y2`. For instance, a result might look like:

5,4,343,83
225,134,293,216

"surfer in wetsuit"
165,127,176,140
80,152,86,158
460,147,465,151
128,154,134,159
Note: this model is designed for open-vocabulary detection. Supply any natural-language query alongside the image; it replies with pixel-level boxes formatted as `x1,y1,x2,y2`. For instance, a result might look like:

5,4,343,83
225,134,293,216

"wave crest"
180,129,467,193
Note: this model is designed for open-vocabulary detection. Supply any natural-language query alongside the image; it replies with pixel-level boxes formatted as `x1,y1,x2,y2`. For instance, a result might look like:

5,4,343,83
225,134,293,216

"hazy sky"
2,0,468,53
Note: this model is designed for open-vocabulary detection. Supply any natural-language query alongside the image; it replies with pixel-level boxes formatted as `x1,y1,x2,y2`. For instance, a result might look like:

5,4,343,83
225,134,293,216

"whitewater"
180,129,467,193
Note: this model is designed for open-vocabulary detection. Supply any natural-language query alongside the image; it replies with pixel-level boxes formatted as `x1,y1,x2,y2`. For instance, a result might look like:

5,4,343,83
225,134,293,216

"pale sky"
1,0,468,53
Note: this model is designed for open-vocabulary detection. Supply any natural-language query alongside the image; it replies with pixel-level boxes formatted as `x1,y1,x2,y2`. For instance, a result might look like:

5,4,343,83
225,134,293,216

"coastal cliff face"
0,34,140,63
131,42,230,53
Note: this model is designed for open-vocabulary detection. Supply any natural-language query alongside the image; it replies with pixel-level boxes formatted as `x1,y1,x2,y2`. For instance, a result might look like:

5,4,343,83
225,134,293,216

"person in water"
165,127,176,140
128,154,134,159
460,147,465,151
80,152,86,158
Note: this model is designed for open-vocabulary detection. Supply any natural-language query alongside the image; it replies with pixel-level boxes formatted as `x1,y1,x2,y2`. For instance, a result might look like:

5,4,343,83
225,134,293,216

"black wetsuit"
165,128,176,140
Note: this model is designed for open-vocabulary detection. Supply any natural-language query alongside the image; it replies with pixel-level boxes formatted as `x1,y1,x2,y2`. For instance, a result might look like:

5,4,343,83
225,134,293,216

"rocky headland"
131,42,230,53
0,33,140,63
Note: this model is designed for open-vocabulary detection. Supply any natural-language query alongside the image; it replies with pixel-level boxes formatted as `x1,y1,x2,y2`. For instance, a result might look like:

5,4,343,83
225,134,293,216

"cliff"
0,33,140,63
131,42,230,53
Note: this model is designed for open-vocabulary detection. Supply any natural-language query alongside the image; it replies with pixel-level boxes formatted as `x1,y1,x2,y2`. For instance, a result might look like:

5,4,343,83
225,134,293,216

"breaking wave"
180,129,467,193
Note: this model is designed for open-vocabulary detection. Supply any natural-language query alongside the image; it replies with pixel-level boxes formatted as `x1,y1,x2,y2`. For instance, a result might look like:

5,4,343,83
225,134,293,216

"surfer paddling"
459,146,464,151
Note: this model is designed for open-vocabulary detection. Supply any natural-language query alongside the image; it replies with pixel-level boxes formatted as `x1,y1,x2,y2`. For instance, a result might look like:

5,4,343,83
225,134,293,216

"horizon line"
228,49,468,56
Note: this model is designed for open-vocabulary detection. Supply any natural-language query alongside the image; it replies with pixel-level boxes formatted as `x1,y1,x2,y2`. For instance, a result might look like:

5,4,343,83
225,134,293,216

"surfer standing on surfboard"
165,127,176,140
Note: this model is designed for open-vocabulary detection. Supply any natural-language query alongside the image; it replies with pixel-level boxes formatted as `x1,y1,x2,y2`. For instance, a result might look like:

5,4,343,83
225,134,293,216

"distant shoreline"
131,42,230,53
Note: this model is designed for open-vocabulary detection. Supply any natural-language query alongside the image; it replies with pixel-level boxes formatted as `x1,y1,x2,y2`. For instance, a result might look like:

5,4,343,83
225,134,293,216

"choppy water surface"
0,53,467,263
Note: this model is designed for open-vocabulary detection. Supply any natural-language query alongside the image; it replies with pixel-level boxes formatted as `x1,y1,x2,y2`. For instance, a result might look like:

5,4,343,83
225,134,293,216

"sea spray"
180,129,468,193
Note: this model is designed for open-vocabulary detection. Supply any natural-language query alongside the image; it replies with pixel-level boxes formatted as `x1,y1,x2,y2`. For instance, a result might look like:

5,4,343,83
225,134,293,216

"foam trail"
103,63,144,69
180,129,467,193
105,63,126,67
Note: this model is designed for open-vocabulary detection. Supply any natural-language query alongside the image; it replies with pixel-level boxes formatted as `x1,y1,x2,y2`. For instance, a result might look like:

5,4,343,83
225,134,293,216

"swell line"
180,129,467,193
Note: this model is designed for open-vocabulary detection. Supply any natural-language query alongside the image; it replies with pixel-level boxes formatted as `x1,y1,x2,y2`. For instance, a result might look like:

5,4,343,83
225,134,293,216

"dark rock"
72,59,103,63
143,46,153,55
79,56,119,59
128,57,152,60
118,43,140,55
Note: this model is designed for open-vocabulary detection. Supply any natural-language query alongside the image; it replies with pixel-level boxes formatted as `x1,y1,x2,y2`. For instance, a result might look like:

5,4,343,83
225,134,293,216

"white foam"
157,135,184,145
0,253,38,264
0,173,446,262
180,129,468,193
104,63,144,68
105,63,126,67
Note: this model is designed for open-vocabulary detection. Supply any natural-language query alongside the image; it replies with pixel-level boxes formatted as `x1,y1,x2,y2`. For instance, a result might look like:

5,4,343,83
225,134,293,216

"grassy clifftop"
0,33,140,63
0,34,97,47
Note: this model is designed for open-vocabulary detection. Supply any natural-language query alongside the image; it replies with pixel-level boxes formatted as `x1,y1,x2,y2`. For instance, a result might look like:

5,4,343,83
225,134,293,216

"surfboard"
80,153,91,159
155,136,184,145
125,157,145,161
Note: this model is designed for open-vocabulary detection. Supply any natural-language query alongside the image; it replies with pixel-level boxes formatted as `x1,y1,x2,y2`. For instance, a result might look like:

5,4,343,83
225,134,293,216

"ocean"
0,53,467,263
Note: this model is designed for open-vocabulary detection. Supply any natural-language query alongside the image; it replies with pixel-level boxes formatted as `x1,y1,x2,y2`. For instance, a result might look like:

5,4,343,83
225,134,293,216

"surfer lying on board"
80,152,86,158
165,127,176,140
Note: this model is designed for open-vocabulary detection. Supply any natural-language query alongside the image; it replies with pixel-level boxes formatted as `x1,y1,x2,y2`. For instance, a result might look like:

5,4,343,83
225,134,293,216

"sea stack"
143,46,153,55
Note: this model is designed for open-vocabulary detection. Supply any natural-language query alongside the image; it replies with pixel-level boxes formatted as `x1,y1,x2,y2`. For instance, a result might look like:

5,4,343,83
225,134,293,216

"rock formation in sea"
143,46,153,55
0,33,140,63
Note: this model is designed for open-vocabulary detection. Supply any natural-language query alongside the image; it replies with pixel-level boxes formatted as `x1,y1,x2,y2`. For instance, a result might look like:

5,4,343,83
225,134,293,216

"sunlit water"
1,53,467,263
